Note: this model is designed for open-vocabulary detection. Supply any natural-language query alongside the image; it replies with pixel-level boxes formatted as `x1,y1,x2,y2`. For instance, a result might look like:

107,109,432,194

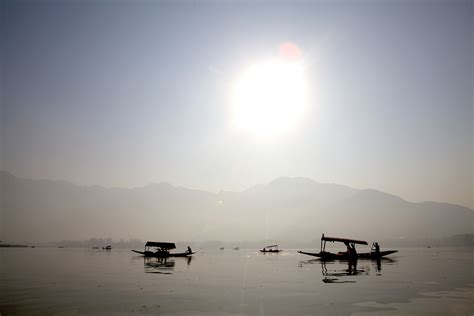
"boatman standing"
372,242,380,256
344,242,357,257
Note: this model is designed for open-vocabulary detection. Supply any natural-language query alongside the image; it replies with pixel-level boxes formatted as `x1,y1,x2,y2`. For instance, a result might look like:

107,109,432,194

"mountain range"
1,171,472,243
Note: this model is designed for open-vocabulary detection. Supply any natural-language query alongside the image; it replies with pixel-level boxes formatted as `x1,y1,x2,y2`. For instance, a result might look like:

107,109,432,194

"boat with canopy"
132,241,195,257
260,245,282,253
298,234,397,260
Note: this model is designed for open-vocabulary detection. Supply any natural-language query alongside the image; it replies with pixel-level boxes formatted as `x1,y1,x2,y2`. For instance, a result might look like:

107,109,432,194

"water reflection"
143,256,192,274
144,257,175,274
299,257,397,283
371,257,396,275
321,260,368,283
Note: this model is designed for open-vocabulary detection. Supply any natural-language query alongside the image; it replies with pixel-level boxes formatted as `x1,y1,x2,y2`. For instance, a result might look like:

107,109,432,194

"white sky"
2,0,472,208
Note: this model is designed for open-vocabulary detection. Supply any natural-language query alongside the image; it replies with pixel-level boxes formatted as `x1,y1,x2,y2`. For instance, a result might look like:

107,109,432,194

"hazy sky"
2,0,472,208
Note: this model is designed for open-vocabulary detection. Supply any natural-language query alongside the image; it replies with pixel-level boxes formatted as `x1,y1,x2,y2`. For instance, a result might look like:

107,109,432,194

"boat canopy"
145,241,176,249
265,245,278,248
321,235,368,245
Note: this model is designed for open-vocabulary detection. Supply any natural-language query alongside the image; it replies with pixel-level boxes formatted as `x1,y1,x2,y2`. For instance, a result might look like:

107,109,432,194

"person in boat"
371,242,380,256
350,243,357,255
155,247,167,255
345,242,357,257
187,246,192,254
344,242,351,254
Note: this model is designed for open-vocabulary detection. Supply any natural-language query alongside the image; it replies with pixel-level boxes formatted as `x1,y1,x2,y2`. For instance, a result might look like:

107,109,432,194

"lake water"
1,247,473,315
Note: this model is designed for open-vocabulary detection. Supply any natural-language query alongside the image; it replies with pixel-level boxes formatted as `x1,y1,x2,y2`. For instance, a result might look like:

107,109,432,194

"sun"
231,58,308,136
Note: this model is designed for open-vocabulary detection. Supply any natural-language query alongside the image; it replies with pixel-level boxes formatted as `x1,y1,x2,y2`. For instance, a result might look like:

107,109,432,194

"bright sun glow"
231,59,307,136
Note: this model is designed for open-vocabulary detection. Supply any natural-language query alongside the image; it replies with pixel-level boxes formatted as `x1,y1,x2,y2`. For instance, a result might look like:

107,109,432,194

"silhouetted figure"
345,242,357,257
350,243,357,256
372,242,380,257
187,246,192,254
155,247,166,255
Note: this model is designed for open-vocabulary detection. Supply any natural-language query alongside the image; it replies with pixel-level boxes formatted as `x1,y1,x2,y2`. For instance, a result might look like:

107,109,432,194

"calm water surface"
1,247,473,315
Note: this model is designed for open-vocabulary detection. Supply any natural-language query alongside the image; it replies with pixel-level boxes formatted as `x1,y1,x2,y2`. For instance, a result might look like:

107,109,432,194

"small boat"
132,241,194,258
219,247,224,250
298,234,397,260
233,247,239,250
103,245,112,250
260,245,282,253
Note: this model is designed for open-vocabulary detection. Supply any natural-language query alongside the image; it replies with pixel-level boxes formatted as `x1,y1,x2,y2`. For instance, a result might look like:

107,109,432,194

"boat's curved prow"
297,250,321,257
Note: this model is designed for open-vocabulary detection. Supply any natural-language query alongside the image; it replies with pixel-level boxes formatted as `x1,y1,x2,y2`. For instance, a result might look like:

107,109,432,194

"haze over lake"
1,172,473,245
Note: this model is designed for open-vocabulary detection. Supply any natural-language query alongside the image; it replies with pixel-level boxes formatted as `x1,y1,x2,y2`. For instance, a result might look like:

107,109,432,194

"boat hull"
298,250,397,260
260,250,282,253
132,250,195,257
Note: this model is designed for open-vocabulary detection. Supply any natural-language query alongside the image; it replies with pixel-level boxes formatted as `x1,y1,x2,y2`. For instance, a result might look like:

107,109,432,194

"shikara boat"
260,245,282,253
298,234,397,260
132,241,194,257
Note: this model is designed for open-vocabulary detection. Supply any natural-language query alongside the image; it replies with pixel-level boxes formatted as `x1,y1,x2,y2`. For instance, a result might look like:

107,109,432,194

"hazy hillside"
1,172,472,243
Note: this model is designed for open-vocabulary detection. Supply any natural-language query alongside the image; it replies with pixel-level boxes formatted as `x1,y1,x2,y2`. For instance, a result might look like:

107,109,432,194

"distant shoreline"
0,244,29,248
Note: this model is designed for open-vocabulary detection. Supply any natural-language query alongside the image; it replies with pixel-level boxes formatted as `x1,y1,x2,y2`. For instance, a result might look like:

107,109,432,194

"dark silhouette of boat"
298,234,397,260
103,245,112,250
132,241,194,257
260,245,282,253
0,244,28,248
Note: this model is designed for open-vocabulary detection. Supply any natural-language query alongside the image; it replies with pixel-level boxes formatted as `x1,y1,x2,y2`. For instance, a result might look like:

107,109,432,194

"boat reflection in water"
144,256,192,274
299,257,397,283
320,260,368,283
371,257,396,274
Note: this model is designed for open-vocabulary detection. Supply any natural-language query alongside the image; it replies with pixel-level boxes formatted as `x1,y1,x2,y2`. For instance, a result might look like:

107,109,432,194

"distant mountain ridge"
1,171,472,243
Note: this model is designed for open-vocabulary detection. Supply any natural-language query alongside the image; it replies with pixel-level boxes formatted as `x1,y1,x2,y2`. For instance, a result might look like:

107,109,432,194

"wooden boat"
358,250,398,258
298,234,397,260
260,245,282,253
132,250,195,257
298,249,398,259
132,241,194,258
